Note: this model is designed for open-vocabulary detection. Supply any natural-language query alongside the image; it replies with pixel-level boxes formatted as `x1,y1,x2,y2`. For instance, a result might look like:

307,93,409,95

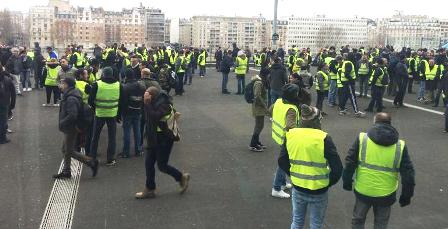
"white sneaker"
354,111,366,118
42,103,49,107
28,88,32,92
53,103,60,107
281,183,293,190
271,189,290,198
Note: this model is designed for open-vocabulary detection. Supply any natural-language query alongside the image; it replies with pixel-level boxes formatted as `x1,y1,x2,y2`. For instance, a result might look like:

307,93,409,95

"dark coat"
88,75,123,118
121,79,146,117
269,63,288,91
144,92,172,148
59,87,81,133
0,71,16,110
220,55,233,74
343,123,415,206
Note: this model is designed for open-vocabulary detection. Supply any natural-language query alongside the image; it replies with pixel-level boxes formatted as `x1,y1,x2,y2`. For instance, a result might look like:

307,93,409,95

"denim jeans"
222,72,229,92
418,80,425,100
291,188,328,229
328,80,338,105
62,128,94,173
270,89,282,106
90,117,117,162
21,70,31,89
236,74,245,94
358,74,369,96
11,74,21,94
184,68,192,85
122,114,142,156
273,146,287,191
199,66,206,76
352,197,391,229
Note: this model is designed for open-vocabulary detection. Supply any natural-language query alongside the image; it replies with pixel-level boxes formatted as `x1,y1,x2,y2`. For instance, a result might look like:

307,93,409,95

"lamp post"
272,0,278,50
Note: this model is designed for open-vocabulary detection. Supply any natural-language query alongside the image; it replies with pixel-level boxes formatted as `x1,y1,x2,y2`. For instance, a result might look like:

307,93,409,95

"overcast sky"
2,0,448,20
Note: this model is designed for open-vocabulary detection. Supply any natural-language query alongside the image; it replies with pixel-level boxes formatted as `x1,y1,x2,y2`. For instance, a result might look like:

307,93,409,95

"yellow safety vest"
45,66,60,86
95,81,120,118
235,57,248,75
74,52,85,68
75,80,89,104
340,61,356,81
198,52,206,66
271,99,299,145
315,71,329,91
425,65,439,81
286,128,330,190
369,68,385,87
355,132,404,197
358,63,369,75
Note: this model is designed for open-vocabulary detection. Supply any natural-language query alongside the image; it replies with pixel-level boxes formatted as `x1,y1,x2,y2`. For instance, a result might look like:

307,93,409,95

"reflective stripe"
290,172,329,180
360,133,401,172
272,129,283,140
290,160,327,168
272,119,285,131
96,104,119,109
95,99,119,103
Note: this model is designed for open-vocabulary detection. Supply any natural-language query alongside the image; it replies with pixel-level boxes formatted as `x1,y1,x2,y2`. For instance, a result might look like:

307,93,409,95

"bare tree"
0,10,14,45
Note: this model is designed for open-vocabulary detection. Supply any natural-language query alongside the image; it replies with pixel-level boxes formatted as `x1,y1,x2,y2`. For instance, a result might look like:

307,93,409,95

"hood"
63,87,82,100
270,63,283,69
366,124,399,146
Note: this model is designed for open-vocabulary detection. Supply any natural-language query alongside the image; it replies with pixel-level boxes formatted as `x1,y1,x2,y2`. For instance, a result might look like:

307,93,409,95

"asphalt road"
1,68,447,229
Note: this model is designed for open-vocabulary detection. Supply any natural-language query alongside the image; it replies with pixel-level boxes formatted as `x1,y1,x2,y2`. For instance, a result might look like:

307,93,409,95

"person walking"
0,69,16,144
135,86,190,199
34,48,45,89
338,54,365,117
270,84,302,198
278,104,342,229
120,69,145,158
393,54,409,107
234,50,249,95
343,112,415,229
315,63,330,115
418,55,429,103
434,63,448,108
249,74,269,152
327,55,341,107
365,58,389,113
88,67,122,166
42,58,61,107
53,77,99,179
269,57,288,105
220,50,233,94
406,52,418,94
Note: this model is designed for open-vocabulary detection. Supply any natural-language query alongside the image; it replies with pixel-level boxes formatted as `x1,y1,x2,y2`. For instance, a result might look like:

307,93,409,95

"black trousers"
45,86,60,104
394,79,408,105
0,105,8,142
316,90,328,111
445,105,448,132
176,72,185,95
145,133,182,190
367,86,384,112
250,116,265,147
90,117,117,162
434,89,447,107
408,76,414,93
339,82,359,113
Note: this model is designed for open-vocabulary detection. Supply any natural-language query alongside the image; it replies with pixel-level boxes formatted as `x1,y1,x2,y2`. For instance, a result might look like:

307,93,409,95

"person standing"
418,55,429,103
249,74,269,152
53,77,99,179
57,58,76,83
135,86,190,199
338,54,365,117
120,69,145,158
434,63,448,108
234,50,249,95
175,51,187,96
42,58,61,106
327,55,341,107
424,59,441,104
356,55,371,97
215,47,223,72
34,48,45,89
406,52,418,94
278,104,342,229
365,58,389,113
315,63,330,115
270,84,302,198
343,112,415,229
220,50,233,94
393,55,409,107
0,69,16,144
19,49,32,92
269,57,288,105
5,48,22,95
88,67,121,166
197,49,206,78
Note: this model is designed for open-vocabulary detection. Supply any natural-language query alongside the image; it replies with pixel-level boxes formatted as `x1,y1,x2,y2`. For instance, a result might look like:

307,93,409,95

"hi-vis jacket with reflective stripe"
95,81,120,118
355,132,405,197
286,128,330,190
271,99,299,145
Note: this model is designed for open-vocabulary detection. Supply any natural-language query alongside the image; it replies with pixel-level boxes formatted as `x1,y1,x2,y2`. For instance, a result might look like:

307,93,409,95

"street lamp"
272,0,278,50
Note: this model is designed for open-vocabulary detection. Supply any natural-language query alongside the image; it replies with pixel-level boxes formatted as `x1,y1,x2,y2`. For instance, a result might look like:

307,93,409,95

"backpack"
244,80,256,103
165,106,181,141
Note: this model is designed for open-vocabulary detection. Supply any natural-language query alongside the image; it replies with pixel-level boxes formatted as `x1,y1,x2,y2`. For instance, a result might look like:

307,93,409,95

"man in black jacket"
269,57,288,105
278,104,342,228
215,47,223,72
343,113,415,229
0,69,16,144
120,69,145,158
53,77,98,179
220,50,233,94
393,54,409,107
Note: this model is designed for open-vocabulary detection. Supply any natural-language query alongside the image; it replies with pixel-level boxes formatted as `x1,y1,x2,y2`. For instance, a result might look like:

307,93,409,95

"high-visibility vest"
170,53,178,65
27,51,34,61
369,67,385,87
75,80,89,104
329,61,338,80
406,58,416,74
292,58,304,73
286,128,330,190
88,72,98,84
157,105,174,132
158,50,165,61
177,56,186,73
425,64,439,80
74,52,85,68
198,52,206,66
358,62,369,75
271,99,299,145
95,81,120,118
324,57,334,65
340,61,356,81
45,66,60,86
186,53,192,65
355,132,405,197
315,71,329,91
235,57,248,75
420,60,429,77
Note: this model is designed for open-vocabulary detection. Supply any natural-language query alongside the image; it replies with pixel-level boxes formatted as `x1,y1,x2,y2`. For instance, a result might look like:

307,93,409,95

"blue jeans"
328,80,338,105
21,70,31,89
236,74,245,94
291,188,328,229
270,89,282,106
418,80,425,100
122,114,142,156
184,67,192,85
222,72,229,92
273,145,287,191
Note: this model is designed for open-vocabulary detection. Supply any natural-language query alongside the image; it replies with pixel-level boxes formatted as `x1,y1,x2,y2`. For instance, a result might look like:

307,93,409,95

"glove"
343,182,352,191
116,117,121,124
399,195,411,207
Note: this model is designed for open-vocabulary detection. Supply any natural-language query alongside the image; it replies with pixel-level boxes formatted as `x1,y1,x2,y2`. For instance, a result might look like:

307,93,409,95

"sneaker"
8,115,13,121
257,143,267,149
42,103,49,107
53,172,71,179
90,160,99,177
53,103,60,107
281,183,293,190
248,145,263,152
271,189,290,198
0,139,11,144
354,111,366,118
179,173,191,194
106,160,117,166
339,109,348,115
135,188,156,199
28,88,32,92
7,129,13,134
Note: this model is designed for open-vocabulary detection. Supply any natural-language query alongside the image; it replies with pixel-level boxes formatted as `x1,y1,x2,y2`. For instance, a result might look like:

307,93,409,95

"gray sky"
2,0,448,20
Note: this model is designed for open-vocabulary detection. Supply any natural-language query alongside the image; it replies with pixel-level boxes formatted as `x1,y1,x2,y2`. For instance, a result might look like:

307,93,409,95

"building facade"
286,15,368,52
179,19,193,46
29,6,55,48
144,8,165,47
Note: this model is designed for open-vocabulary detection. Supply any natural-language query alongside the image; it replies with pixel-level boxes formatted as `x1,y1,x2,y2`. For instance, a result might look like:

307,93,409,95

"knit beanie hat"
300,104,320,121
62,77,76,88
102,67,113,79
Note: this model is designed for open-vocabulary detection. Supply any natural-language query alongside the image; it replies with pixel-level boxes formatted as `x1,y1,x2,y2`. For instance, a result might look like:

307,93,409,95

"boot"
135,188,156,199
53,172,71,179
179,173,191,194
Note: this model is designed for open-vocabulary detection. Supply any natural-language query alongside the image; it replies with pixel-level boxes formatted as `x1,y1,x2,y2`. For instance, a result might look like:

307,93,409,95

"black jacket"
59,87,81,133
144,92,172,148
269,63,288,91
394,61,409,85
278,132,343,195
220,55,233,74
343,124,415,206
0,71,16,110
121,79,146,117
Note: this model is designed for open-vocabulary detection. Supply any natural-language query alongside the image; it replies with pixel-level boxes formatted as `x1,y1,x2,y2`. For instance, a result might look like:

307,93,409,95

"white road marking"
39,149,84,229
249,67,445,116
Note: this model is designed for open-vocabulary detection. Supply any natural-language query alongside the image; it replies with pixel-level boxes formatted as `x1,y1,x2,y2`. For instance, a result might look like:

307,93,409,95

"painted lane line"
39,149,84,229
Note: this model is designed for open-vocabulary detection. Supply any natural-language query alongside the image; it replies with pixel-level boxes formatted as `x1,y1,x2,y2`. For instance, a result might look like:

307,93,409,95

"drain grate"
39,149,84,229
